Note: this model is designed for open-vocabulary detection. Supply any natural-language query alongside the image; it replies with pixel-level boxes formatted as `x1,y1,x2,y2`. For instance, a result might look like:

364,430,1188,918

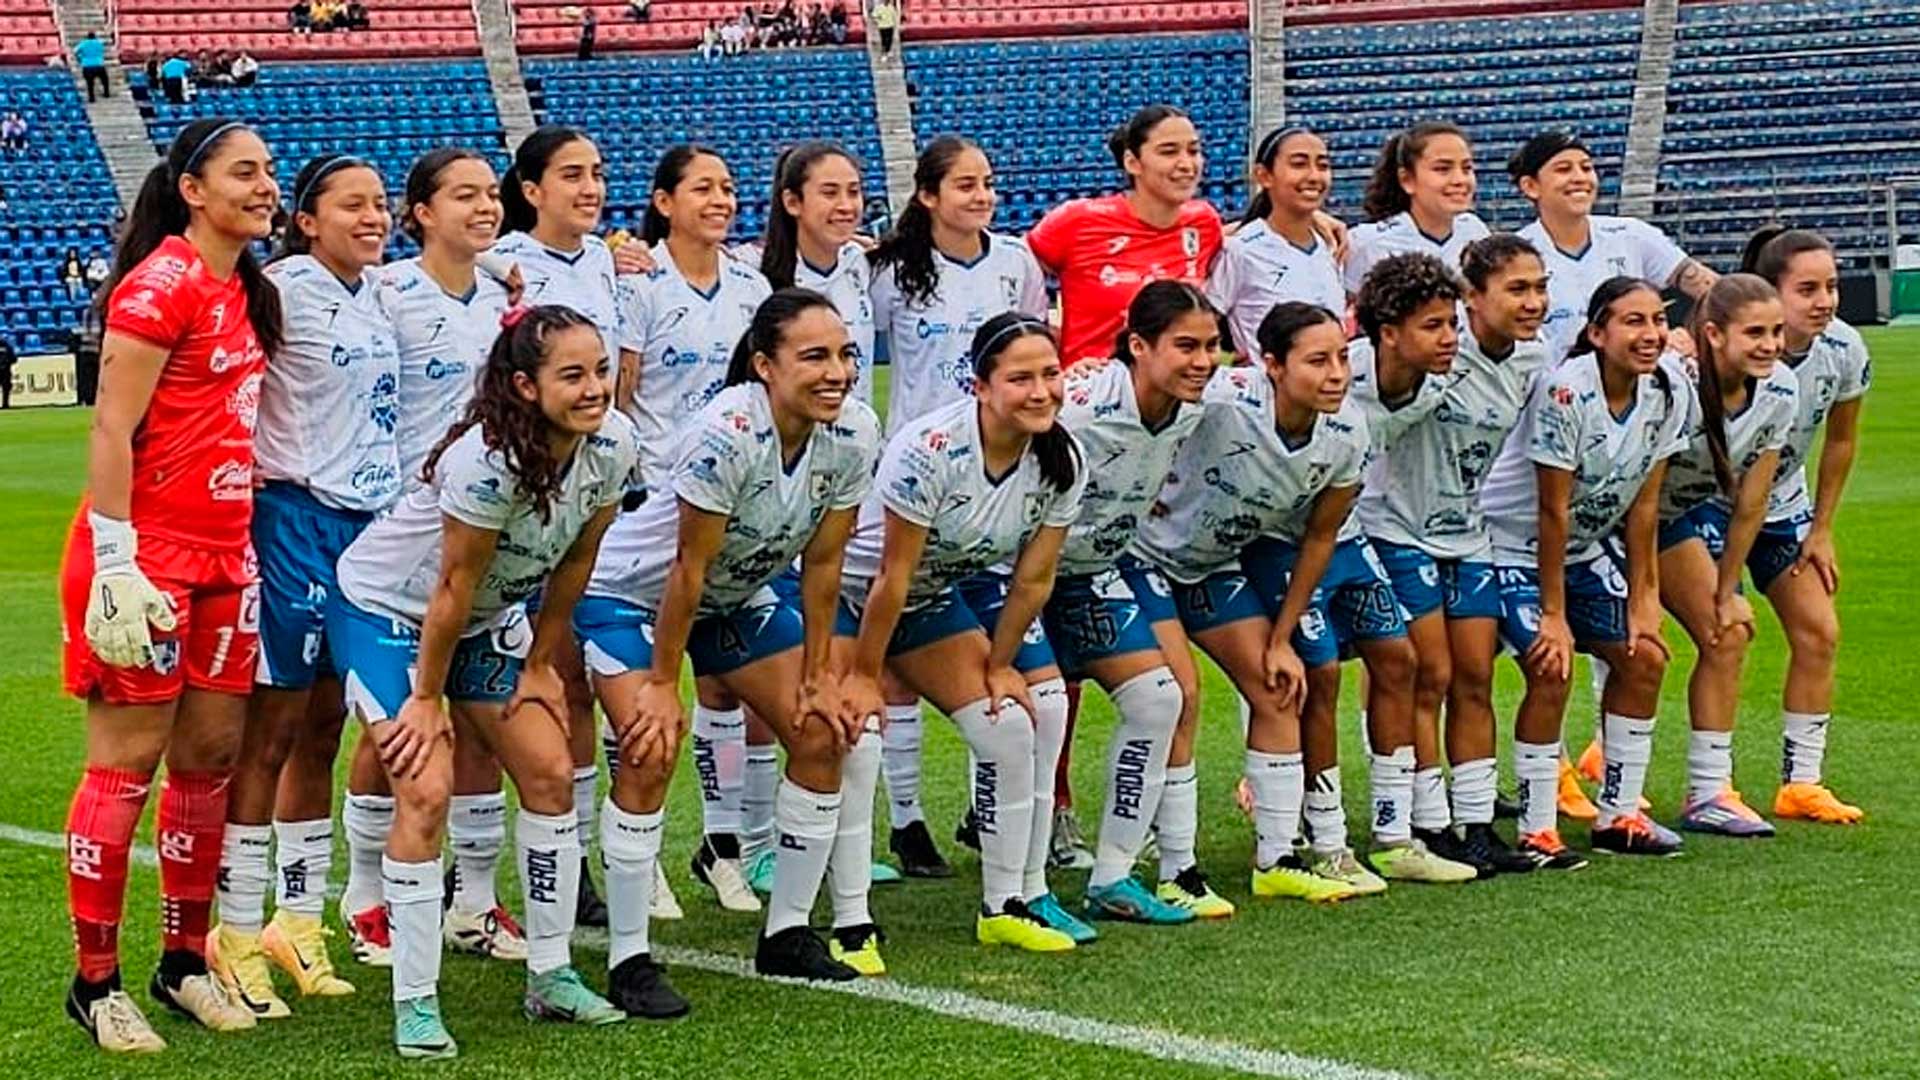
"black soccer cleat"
608,954,690,1020
890,820,955,878
1461,822,1537,875
1414,827,1494,880
754,926,859,982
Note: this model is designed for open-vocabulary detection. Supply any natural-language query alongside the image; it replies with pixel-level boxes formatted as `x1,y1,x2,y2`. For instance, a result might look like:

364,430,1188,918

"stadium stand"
904,32,1250,232
0,67,118,354
114,0,480,61
526,49,888,239
892,0,1241,40
0,0,58,63
513,1,865,53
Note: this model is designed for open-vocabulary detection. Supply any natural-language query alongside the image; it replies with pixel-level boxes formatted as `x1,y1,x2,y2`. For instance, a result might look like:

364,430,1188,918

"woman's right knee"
395,765,453,823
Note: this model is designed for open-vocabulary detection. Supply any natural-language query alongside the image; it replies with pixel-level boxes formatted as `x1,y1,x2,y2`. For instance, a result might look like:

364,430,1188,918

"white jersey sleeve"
377,258,512,484
1054,362,1202,575
490,231,622,364
1343,211,1489,295
1208,219,1346,357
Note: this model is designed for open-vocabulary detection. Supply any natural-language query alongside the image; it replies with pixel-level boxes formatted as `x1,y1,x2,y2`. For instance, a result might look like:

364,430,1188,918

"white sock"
382,855,442,1003
571,764,599,844
515,809,580,975
216,823,272,933
828,731,881,929
1023,679,1069,901
767,779,840,935
1449,758,1498,827
692,705,746,837
272,817,333,917
600,799,662,968
1596,713,1656,827
1304,764,1348,854
881,702,926,829
1687,730,1734,806
1412,765,1450,831
1368,746,1415,845
447,793,506,915
340,793,393,919
1156,763,1198,880
1781,711,1829,785
951,697,1035,910
742,743,779,861
1091,667,1180,888
1514,740,1561,836
1246,749,1304,868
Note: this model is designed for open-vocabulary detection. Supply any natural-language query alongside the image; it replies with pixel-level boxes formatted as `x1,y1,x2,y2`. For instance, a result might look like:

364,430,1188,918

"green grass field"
1,332,1916,1079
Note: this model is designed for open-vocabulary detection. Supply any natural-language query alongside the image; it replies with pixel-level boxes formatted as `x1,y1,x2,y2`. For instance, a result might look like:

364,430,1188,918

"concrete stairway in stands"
1619,0,1678,218
53,0,152,208
471,0,537,149
866,28,917,218
1248,0,1286,158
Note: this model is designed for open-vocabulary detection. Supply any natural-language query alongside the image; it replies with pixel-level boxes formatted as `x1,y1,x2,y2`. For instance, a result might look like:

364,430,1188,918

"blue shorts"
955,573,1058,675
1495,551,1629,653
253,483,373,689
1037,557,1175,677
327,595,527,721
1168,567,1272,634
575,584,804,680
1372,539,1501,622
1243,536,1409,668
1659,502,1811,594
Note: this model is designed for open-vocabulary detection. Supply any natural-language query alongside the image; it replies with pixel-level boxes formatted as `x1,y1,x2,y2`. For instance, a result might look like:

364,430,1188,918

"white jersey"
255,255,401,511
841,396,1086,610
1357,329,1549,559
490,231,621,364
1771,318,1871,520
1342,336,1459,541
1132,366,1369,584
743,239,877,405
871,231,1048,433
1206,218,1346,356
1342,210,1491,295
616,243,771,490
1055,362,1203,576
589,382,878,615
1481,355,1693,565
1659,354,1797,522
338,411,639,633
376,257,512,483
1519,215,1689,362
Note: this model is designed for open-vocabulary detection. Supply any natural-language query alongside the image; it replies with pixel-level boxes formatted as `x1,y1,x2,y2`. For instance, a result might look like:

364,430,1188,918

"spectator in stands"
62,249,86,301
0,179,9,214
871,0,898,56
346,0,370,29
75,33,109,103
1,112,26,153
699,20,721,59
577,8,597,59
721,15,746,54
71,302,102,406
232,49,259,86
629,0,651,20
829,1,846,43
289,0,312,33
0,333,14,410
159,53,191,104
86,251,110,291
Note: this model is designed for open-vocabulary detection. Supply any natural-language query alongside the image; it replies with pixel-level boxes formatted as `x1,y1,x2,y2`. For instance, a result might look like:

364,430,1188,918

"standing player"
757,140,876,401
578,289,879,984
1481,277,1692,861
329,305,636,1058
1344,122,1490,296
1208,126,1345,356
60,118,280,1052
209,153,399,1018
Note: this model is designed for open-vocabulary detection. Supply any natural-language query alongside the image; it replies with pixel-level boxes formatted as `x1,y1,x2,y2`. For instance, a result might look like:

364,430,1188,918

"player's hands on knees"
1626,599,1670,663
619,674,684,770
506,660,569,734
984,664,1035,724
380,695,451,780
1794,530,1840,595
1261,636,1306,711
1710,591,1755,647
83,512,177,669
1526,611,1574,683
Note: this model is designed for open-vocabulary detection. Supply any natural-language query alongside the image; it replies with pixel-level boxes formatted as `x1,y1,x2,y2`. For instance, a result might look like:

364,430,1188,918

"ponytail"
759,140,860,291
969,312,1077,493
868,135,975,309
1107,104,1189,189
501,124,593,237
1362,121,1468,223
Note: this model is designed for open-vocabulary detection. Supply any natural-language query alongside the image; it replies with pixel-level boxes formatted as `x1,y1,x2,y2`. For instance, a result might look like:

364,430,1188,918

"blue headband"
178,121,247,176
293,154,371,214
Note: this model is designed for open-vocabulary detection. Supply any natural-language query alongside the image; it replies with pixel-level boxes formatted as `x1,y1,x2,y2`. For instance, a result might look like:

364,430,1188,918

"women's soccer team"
57,103,1870,1058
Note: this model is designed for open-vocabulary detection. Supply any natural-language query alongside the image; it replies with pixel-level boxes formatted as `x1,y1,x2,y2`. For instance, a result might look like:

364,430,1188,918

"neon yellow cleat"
261,911,354,997
1368,839,1478,883
977,900,1076,952
1157,867,1235,919
828,924,888,976
1301,846,1388,897
1251,856,1359,903
208,923,291,1019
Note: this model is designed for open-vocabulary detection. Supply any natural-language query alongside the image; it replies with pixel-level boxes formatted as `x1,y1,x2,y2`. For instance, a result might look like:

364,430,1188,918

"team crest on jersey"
1000,276,1020,308
924,429,950,452
1551,384,1574,407
1022,490,1050,523
1305,461,1332,489
810,471,833,501
228,372,262,430
724,409,752,433
1181,227,1200,258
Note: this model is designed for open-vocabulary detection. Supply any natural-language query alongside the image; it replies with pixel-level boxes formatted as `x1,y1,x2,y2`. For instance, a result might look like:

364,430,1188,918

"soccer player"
1481,277,1693,861
210,153,400,1018
1343,122,1490,295
1208,126,1345,356
578,288,879,984
839,313,1086,954
1656,274,1796,836
756,140,876,401
1737,227,1869,823
1360,235,1550,874
328,305,636,1058
60,117,280,1052
866,135,1048,877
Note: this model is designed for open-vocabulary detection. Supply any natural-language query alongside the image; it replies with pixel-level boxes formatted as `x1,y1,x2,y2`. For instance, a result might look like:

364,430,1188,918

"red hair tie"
500,304,532,329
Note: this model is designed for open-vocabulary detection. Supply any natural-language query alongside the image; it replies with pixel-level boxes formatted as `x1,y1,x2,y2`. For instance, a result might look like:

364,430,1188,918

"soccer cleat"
576,857,609,927
1591,813,1685,857
1084,875,1196,924
1518,829,1589,871
1679,789,1777,838
953,807,982,853
524,966,626,1025
1415,826,1494,880
1556,757,1600,820
1028,893,1099,943
344,904,393,968
261,911,354,997
691,839,763,913
445,905,529,961
871,861,903,886
889,820,954,878
1576,740,1604,784
1252,855,1360,903
1773,782,1864,825
208,923,292,1019
1460,823,1539,875
607,954,690,1019
1302,846,1388,897
68,983,167,1054
150,969,257,1032
756,925,862,980
1048,806,1095,871
1368,838,1479,883
650,861,683,920
977,899,1077,952
1157,866,1235,919
1136,829,1160,868
742,848,776,896
393,995,458,1060
828,923,888,977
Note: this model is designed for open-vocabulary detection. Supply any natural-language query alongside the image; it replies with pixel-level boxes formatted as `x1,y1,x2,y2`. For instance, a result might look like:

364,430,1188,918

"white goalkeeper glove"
83,511,177,669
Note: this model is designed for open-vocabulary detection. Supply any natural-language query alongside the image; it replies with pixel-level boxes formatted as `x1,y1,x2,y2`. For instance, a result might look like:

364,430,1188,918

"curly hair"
1460,232,1542,291
422,304,601,522
1355,252,1463,344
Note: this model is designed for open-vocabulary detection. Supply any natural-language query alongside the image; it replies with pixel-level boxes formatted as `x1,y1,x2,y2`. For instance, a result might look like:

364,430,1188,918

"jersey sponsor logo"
208,459,252,501
424,357,468,381
915,316,952,340
351,459,399,497
116,289,164,323
1111,738,1152,818
465,475,508,507
228,371,263,430
924,428,950,452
